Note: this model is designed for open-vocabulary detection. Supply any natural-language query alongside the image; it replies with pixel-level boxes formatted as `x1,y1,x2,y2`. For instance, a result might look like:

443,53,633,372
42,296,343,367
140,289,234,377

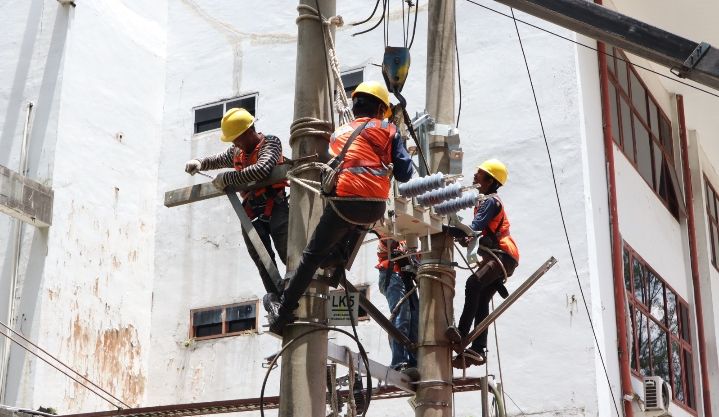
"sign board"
328,292,359,326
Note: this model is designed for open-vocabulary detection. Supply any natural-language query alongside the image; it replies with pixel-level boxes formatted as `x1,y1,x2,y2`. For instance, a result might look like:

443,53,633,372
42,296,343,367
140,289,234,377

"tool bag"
321,121,369,196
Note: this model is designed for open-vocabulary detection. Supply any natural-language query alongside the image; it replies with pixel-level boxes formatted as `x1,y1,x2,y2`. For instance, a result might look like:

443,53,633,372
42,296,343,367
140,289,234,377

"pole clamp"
672,41,711,78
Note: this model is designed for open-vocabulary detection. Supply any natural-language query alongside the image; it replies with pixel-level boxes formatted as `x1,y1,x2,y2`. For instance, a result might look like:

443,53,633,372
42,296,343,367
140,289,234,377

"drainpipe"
676,94,713,417
597,42,634,417
0,102,33,402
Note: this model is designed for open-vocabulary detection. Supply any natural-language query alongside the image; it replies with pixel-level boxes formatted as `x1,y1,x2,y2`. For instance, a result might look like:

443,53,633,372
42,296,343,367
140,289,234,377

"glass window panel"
671,339,684,402
620,98,634,161
609,84,621,145
636,311,651,376
647,271,665,323
341,70,364,95
226,96,257,116
712,223,719,267
226,303,256,321
609,48,617,75
653,143,664,193
649,101,660,140
634,118,654,185
683,350,696,408
659,116,673,157
633,258,646,305
630,305,638,371
193,309,222,326
650,321,670,382
623,249,631,291
679,304,691,342
630,71,647,120
194,104,223,133
227,318,255,333
617,59,629,93
666,291,679,336
709,187,717,220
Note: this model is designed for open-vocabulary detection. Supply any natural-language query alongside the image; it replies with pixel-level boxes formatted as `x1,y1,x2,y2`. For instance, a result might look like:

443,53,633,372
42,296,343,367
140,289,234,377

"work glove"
212,171,228,191
185,159,202,175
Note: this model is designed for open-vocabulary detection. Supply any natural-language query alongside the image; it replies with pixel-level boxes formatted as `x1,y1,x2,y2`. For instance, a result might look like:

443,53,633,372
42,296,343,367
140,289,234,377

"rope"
296,4,354,126
289,117,333,145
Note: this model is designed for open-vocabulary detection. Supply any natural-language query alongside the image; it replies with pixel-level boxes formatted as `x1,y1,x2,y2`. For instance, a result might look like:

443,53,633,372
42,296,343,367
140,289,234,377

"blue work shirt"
471,196,500,232
391,133,414,183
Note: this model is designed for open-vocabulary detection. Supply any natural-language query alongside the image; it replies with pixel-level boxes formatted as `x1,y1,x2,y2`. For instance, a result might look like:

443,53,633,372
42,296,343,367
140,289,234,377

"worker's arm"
470,197,500,231
197,147,235,170
222,135,282,186
391,133,414,183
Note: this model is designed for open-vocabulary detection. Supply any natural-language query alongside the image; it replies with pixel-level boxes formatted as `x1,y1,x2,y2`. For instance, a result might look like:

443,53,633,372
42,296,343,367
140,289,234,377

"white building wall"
150,2,603,416
1,0,166,412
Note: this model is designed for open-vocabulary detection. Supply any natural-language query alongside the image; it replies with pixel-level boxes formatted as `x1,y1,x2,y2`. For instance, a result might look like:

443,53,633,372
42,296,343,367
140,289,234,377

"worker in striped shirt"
185,108,288,295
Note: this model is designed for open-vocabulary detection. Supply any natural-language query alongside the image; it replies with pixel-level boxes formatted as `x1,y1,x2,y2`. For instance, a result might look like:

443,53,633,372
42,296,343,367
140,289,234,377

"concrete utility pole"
415,1,456,416
280,1,335,416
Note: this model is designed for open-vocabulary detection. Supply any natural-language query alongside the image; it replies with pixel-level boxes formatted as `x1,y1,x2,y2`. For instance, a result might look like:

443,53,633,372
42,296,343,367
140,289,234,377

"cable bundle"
432,191,479,215
415,182,463,207
397,172,445,197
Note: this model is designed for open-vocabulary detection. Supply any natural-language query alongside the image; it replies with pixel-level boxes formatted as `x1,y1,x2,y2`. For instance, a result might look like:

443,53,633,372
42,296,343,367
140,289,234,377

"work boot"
401,366,420,382
445,326,462,344
263,293,295,336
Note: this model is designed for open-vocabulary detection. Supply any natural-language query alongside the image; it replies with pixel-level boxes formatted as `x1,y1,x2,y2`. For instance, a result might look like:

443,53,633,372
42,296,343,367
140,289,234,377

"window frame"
605,49,680,219
190,300,260,341
330,284,371,322
623,243,696,412
192,93,259,135
704,175,719,271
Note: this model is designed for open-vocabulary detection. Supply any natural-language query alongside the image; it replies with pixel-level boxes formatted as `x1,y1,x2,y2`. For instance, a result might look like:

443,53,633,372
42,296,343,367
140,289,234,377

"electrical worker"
450,159,519,368
377,238,419,374
184,108,288,295
263,81,414,333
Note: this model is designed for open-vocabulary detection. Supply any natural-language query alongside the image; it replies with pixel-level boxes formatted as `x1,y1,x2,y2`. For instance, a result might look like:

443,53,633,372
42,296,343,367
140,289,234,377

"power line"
463,0,719,99
0,323,126,409
506,6,622,417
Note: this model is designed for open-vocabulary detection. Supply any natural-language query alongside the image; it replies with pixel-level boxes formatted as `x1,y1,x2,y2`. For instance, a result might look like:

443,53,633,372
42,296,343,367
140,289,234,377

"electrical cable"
454,3,462,128
259,325,372,417
344,279,371,414
384,0,390,47
352,0,386,37
507,8,622,416
352,0,381,26
408,0,419,49
491,299,508,414
0,326,125,409
463,0,719,99
401,0,407,47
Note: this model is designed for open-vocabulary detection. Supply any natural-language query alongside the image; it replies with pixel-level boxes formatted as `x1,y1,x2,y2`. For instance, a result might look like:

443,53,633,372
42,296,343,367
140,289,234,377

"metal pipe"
0,102,33,402
677,94,713,417
597,40,634,417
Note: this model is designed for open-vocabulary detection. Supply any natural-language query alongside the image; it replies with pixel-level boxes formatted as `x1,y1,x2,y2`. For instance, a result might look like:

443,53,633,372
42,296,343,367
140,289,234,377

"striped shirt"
198,134,283,187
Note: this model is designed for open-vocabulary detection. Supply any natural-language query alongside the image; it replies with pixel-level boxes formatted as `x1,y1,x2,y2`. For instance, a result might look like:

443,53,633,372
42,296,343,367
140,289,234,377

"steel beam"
326,341,415,393
491,0,719,90
460,257,557,351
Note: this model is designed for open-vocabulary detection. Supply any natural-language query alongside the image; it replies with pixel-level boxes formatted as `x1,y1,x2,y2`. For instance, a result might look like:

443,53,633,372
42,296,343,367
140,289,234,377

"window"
604,49,680,218
193,94,258,134
705,176,719,270
623,243,696,410
330,285,370,321
190,301,259,339
339,69,364,97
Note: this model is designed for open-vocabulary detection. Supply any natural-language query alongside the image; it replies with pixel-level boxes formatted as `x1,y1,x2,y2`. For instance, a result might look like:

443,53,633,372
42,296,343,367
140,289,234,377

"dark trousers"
282,200,386,308
241,196,289,294
457,254,517,352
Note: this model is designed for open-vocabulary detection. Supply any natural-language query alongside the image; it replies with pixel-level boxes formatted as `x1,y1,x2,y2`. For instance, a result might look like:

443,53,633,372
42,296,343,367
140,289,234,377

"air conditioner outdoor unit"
644,376,671,413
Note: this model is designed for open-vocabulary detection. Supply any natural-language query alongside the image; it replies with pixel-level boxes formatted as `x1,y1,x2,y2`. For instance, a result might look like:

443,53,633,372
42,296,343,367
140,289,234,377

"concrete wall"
150,2,602,416
1,0,166,412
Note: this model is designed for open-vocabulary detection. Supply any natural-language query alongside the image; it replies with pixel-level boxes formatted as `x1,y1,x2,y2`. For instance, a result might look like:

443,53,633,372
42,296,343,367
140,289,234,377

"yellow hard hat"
352,81,392,118
477,159,508,185
220,108,254,142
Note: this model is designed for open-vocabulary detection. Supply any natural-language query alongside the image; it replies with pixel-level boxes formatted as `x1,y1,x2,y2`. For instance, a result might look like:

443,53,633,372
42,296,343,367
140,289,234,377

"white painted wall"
1,0,166,412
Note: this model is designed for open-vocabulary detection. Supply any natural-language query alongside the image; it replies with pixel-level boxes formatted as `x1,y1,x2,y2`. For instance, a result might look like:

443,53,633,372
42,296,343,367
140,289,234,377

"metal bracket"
672,41,711,78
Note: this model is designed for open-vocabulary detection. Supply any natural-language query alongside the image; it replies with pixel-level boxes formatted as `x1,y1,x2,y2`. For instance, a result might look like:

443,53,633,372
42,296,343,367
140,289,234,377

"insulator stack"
432,191,479,215
398,172,445,198
415,183,463,207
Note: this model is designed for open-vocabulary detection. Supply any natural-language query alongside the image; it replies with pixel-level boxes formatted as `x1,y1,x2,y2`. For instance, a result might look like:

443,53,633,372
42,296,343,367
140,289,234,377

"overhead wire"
454,3,462,128
505,5,623,416
352,0,382,27
463,0,719,99
0,322,126,409
352,0,387,37
408,1,419,49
